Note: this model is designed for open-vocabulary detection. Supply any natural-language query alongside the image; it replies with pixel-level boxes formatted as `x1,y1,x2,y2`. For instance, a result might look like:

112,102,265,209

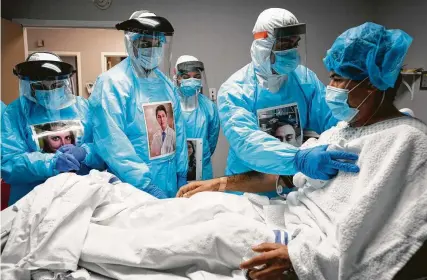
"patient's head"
328,72,403,127
323,22,412,127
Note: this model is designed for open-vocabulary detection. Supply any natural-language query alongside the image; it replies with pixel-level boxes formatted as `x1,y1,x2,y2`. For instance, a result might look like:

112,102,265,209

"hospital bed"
1,205,16,253
2,203,426,280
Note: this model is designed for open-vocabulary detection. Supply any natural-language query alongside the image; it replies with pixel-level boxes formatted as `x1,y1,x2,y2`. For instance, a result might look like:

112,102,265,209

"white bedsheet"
1,170,276,280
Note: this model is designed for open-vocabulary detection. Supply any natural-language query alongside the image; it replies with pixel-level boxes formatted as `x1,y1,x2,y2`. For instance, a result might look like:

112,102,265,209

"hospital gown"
285,118,427,280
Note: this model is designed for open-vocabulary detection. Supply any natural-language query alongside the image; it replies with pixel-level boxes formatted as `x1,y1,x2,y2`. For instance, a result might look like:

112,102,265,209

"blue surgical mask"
35,87,74,110
271,49,300,75
137,47,163,70
325,78,372,122
179,78,202,97
325,86,359,122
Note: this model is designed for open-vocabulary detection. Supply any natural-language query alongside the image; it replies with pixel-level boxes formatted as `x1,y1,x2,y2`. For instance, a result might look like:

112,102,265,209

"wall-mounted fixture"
420,71,427,91
93,0,112,10
401,68,424,100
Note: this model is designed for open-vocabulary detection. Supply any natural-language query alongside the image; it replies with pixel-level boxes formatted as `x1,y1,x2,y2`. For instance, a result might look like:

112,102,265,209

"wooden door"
1,18,25,104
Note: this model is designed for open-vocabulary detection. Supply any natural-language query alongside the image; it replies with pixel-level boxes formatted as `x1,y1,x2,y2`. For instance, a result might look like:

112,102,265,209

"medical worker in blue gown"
1,52,105,205
174,55,220,180
218,8,360,182
89,11,188,198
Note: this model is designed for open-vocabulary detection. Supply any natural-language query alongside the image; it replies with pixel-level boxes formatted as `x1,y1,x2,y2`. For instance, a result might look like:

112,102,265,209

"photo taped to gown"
257,103,302,147
31,120,84,153
142,101,176,159
187,138,203,181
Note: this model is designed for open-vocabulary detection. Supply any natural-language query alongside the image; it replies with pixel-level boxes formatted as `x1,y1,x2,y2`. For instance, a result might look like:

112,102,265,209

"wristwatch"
276,175,296,199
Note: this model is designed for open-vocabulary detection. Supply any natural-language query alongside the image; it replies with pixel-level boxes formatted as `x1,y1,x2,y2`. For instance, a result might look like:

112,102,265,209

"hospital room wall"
2,0,373,177
375,0,427,123
26,28,125,98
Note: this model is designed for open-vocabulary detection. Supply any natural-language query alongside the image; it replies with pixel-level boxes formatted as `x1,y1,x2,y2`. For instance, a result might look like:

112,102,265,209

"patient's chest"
285,124,368,231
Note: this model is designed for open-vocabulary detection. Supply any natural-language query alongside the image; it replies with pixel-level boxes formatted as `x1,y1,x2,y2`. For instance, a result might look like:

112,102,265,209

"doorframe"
23,28,29,58
28,50,83,97
101,52,128,72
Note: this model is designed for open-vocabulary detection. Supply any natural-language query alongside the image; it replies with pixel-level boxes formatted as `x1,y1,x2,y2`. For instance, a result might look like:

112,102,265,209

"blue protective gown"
89,58,188,198
218,63,338,177
1,97,105,205
182,94,220,180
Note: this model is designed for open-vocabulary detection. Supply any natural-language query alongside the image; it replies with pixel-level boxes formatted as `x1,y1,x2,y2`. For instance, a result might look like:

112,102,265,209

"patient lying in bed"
3,24,427,280
2,112,427,280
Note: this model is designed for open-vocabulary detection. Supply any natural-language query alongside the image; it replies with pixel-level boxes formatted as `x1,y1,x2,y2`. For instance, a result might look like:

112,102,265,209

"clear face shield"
14,60,77,120
125,31,173,77
175,61,208,112
270,23,307,83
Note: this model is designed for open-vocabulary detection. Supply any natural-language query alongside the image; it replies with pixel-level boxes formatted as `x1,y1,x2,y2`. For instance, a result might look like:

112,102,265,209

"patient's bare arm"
225,171,277,193
176,172,278,198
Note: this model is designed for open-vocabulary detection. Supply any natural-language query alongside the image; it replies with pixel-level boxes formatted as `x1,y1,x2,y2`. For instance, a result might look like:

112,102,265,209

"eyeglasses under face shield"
272,23,306,51
130,32,167,49
270,23,308,80
30,80,68,91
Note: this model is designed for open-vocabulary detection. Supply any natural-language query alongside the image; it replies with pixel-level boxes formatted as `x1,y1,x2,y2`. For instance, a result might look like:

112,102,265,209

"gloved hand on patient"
177,142,361,198
294,145,360,180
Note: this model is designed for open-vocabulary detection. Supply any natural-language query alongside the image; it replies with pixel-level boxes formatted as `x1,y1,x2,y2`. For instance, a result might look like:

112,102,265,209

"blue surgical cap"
323,22,412,90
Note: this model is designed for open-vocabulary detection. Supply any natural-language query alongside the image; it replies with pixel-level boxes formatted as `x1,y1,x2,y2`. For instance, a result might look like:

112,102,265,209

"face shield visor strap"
125,31,173,78
272,23,307,82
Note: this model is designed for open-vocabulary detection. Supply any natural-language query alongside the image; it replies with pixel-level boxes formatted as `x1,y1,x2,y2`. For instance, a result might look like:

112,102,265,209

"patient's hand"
240,243,294,280
176,178,220,198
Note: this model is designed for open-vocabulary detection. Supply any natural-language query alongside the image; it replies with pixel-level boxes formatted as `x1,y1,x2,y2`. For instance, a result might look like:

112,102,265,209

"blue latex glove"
177,176,188,189
55,153,81,173
294,145,360,180
58,144,87,162
144,184,168,199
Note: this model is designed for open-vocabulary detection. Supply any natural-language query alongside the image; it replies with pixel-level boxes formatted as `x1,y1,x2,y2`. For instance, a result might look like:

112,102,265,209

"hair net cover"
323,22,412,90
